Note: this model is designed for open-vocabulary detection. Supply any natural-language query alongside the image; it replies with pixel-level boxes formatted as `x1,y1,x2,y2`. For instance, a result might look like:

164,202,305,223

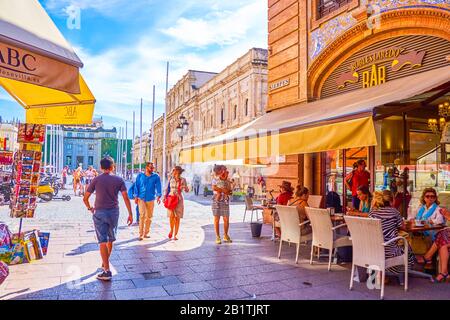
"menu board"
10,124,45,219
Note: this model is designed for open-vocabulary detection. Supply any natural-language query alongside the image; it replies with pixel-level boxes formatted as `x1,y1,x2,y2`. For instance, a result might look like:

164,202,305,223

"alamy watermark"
66,5,81,30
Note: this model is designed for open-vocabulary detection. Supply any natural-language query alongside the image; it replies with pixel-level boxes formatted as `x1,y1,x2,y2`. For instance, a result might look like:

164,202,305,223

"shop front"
181,45,450,219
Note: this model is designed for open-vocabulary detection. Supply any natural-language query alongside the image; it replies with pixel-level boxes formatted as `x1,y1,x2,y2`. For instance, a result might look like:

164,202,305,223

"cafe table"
400,221,447,233
261,201,277,241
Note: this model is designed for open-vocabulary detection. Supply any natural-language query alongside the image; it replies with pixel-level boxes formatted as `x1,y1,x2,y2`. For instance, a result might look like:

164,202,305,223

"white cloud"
44,0,129,14
42,0,267,129
162,1,266,48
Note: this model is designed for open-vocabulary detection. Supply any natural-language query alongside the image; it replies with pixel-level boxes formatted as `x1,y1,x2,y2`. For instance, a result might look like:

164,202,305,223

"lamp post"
176,114,189,163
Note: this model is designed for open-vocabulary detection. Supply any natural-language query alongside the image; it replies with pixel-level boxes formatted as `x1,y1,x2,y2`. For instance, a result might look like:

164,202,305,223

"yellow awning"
0,74,95,124
181,65,450,164
0,0,96,125
180,117,376,163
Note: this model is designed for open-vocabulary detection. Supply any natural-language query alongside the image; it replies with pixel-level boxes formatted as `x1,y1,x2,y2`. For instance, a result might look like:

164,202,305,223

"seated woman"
273,181,294,238
288,186,312,235
417,207,449,283
347,185,371,217
369,190,415,276
414,188,445,225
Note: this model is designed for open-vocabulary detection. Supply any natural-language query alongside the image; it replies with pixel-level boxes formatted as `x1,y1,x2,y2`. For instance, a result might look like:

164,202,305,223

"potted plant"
232,191,245,202
203,186,213,197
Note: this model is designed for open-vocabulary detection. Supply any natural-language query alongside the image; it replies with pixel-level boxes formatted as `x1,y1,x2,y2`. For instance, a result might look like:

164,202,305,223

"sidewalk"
0,193,448,300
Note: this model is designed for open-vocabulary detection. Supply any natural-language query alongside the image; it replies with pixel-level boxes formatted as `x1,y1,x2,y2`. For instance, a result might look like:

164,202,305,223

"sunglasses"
425,195,436,199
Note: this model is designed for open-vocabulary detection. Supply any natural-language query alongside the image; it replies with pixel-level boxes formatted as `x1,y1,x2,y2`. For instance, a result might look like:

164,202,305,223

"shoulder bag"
164,179,181,211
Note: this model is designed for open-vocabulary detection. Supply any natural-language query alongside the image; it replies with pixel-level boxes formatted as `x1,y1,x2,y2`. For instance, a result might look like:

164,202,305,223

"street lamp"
176,114,189,165
176,114,189,140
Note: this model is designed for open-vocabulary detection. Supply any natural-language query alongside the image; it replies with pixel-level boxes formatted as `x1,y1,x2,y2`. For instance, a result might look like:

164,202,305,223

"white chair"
275,205,312,264
308,195,323,208
243,196,264,222
305,207,352,271
344,216,409,300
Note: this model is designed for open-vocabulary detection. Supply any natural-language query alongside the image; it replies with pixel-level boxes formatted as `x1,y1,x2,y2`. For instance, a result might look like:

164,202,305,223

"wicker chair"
344,216,409,299
305,207,352,271
275,205,312,264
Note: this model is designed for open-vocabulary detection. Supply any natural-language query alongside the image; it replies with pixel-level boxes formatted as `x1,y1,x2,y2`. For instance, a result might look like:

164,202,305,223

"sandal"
433,273,449,283
416,256,432,265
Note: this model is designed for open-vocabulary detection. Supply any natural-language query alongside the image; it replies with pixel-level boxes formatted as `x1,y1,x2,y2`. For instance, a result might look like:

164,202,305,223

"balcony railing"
317,0,352,19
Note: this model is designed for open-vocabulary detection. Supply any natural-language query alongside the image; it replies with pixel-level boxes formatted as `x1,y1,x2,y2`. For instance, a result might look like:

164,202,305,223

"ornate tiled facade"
309,0,450,61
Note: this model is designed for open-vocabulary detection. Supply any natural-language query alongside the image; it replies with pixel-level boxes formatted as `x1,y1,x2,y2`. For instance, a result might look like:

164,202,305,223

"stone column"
303,153,313,190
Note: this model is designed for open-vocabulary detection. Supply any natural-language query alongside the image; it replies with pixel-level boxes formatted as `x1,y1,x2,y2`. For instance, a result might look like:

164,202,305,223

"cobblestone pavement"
0,189,448,300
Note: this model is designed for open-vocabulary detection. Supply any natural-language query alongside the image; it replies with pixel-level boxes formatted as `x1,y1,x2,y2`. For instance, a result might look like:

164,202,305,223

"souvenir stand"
0,0,96,268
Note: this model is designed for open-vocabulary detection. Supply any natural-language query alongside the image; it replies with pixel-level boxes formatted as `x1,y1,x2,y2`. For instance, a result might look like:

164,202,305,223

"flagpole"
50,125,53,173
43,125,48,167
119,127,123,177
150,85,156,162
162,61,169,188
116,127,120,175
121,126,125,177
125,121,128,180
132,111,135,181
139,98,143,172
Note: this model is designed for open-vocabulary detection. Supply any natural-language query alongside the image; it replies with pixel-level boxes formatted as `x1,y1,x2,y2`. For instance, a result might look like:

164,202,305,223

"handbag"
164,179,181,211
408,233,432,255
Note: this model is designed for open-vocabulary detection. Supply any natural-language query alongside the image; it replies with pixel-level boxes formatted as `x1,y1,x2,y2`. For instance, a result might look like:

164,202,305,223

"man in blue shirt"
133,162,162,240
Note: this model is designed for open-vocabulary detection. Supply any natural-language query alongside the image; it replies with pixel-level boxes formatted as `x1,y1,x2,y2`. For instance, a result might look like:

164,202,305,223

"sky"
0,0,268,134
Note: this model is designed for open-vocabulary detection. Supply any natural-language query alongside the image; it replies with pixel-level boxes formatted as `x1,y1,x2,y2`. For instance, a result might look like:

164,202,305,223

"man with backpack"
133,162,162,241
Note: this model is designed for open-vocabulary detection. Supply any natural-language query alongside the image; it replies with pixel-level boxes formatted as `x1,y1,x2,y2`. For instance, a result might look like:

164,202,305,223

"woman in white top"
414,188,445,225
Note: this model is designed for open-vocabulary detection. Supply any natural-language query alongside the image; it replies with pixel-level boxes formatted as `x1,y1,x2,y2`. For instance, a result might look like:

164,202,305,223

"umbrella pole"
18,218,23,240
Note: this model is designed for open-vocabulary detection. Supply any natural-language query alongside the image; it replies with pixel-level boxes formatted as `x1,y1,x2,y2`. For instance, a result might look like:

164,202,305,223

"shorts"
212,200,230,217
93,208,120,243
85,179,92,185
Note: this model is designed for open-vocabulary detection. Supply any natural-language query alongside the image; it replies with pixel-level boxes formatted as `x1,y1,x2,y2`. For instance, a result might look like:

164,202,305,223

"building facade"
262,0,450,213
0,122,19,152
62,119,117,170
161,48,268,187
132,130,151,168
180,1,450,215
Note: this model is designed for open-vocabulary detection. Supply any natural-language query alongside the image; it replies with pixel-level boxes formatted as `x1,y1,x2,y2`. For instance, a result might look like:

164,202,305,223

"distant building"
132,131,151,168
0,122,19,152
63,126,117,170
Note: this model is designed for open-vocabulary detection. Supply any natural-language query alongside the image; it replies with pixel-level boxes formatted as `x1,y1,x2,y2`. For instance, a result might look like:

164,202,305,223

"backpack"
326,191,342,213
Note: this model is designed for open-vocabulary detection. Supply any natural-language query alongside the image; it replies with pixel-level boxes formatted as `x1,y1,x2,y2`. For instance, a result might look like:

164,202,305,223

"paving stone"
114,287,168,300
207,276,255,289
239,281,292,296
132,276,181,288
84,280,136,292
175,273,205,284
1,195,447,301
195,287,251,300
149,293,199,300
59,291,116,300
163,281,214,296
